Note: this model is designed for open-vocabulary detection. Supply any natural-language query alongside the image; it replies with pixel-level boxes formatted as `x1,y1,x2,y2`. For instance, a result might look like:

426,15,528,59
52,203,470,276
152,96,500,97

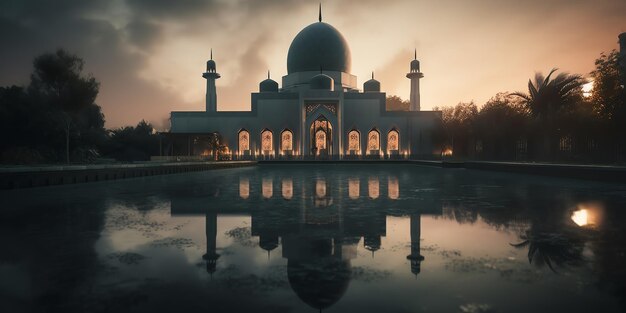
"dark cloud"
125,19,164,50
125,0,219,19
1,0,625,126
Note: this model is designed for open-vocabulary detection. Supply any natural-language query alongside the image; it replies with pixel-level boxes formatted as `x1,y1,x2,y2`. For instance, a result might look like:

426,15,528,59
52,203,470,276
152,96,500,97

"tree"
386,95,410,111
434,101,478,157
590,50,626,127
28,49,103,163
474,93,529,159
104,120,159,161
512,69,586,160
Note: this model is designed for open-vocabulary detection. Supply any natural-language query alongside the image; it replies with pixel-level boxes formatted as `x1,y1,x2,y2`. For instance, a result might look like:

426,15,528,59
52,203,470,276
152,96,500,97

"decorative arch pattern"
238,129,250,153
367,129,380,151
261,129,273,152
281,129,293,151
387,129,400,151
348,130,360,152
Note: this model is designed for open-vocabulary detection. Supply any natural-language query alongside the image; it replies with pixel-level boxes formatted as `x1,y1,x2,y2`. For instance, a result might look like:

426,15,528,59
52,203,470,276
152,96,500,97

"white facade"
169,15,441,159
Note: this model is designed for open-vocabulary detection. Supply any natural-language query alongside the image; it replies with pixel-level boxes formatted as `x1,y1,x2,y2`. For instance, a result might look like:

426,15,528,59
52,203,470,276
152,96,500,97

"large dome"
287,22,351,74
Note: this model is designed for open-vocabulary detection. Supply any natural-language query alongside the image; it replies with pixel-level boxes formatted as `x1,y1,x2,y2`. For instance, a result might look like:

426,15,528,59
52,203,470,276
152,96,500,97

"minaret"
619,33,626,88
406,214,425,276
406,49,424,111
203,49,221,113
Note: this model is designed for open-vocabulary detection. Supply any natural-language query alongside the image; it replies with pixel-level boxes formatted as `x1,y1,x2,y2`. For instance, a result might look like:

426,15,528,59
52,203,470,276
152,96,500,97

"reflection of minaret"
203,212,220,276
364,235,381,258
203,49,221,113
406,214,425,276
406,49,424,111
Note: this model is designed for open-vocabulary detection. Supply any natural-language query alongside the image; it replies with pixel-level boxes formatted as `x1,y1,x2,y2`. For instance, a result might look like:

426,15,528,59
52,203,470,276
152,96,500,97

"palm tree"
512,69,586,160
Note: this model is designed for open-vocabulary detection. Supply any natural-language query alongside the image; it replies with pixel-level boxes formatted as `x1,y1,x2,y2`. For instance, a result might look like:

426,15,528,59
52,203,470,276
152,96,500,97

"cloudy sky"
1,0,625,128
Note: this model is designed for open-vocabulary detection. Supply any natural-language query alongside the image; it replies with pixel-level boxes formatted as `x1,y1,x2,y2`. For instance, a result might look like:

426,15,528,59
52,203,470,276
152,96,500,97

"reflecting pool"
1,164,626,313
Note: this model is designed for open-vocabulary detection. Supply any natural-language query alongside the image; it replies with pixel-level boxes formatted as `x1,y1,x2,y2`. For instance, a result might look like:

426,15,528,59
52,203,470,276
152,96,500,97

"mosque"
167,7,442,159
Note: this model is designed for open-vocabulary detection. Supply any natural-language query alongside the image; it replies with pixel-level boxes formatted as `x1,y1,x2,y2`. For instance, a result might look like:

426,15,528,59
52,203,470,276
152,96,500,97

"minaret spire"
319,3,322,22
414,48,416,60
211,48,213,60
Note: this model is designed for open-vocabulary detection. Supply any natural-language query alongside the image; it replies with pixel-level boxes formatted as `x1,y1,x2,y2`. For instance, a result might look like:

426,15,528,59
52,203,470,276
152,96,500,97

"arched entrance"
310,115,333,157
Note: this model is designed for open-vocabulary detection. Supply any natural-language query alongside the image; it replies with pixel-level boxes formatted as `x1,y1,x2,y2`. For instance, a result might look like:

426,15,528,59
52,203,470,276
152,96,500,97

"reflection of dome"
287,22,351,74
310,73,334,91
288,258,351,310
260,235,279,252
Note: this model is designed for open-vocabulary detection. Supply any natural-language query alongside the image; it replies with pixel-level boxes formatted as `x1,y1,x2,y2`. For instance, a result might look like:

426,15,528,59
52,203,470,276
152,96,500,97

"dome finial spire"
372,71,374,79
267,70,270,79
319,3,322,22
211,48,213,60
414,48,416,60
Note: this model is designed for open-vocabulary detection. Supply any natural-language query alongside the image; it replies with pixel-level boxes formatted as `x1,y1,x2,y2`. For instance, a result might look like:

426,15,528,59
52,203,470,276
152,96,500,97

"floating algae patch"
106,252,148,265
351,266,392,282
150,237,196,250
445,256,544,283
225,227,257,247
459,303,496,313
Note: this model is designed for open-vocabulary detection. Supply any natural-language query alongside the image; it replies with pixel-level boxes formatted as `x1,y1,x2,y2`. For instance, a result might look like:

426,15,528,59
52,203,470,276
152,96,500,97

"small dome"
207,59,216,72
310,73,334,91
287,22,351,74
410,59,420,72
260,78,279,92
363,72,380,92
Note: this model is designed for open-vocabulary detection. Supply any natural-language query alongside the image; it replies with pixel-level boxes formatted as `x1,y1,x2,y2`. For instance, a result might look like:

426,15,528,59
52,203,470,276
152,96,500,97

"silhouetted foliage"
386,95,410,111
0,49,106,164
103,120,159,161
590,50,626,127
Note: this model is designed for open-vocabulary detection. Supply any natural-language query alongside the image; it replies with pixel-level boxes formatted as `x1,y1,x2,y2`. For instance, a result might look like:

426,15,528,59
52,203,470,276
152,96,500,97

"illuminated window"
367,129,380,151
368,177,379,199
281,130,293,151
261,129,273,152
348,130,360,152
315,129,327,150
387,129,399,151
348,178,359,199
388,176,399,199
262,177,273,198
282,178,293,200
238,129,250,153
239,177,249,199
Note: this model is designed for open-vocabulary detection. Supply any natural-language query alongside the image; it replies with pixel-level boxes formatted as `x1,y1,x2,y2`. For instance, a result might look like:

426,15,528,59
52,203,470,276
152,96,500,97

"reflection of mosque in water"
172,174,441,311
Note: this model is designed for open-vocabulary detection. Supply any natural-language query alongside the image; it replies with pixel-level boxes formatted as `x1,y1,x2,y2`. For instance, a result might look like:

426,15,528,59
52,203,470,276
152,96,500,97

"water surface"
1,164,626,313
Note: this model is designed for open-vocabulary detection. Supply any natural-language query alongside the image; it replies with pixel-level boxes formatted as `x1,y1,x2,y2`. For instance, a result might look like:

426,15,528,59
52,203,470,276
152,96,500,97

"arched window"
238,129,250,153
281,129,293,151
387,129,399,152
348,130,360,152
261,129,273,153
367,129,380,151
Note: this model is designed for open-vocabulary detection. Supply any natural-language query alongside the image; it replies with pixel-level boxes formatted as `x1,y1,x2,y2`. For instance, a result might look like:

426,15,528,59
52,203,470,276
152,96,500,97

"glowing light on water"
571,209,589,226
282,178,293,200
571,202,603,227
348,178,359,199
